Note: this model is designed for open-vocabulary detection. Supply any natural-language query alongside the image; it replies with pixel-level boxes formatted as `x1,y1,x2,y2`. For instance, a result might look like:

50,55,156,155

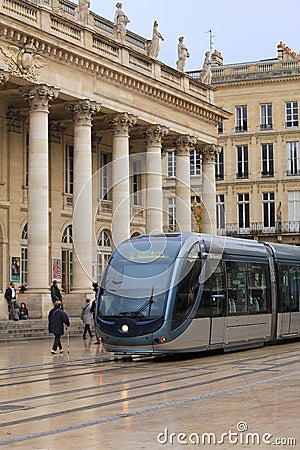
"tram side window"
196,261,225,318
171,257,201,330
226,261,271,315
247,263,271,314
226,261,248,315
279,265,300,313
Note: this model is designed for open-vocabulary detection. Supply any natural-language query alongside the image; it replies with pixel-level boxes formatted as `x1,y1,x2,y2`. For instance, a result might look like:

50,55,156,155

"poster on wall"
52,259,61,282
10,256,21,282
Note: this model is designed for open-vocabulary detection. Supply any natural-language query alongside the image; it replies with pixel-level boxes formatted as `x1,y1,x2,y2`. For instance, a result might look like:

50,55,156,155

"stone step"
0,318,93,342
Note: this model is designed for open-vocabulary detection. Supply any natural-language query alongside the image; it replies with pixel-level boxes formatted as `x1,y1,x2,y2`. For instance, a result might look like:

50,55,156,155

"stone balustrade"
188,60,300,84
0,0,213,102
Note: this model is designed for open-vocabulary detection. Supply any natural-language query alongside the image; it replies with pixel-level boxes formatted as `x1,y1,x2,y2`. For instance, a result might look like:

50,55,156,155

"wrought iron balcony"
235,125,248,133
236,172,249,179
260,123,273,131
217,221,300,236
286,169,300,176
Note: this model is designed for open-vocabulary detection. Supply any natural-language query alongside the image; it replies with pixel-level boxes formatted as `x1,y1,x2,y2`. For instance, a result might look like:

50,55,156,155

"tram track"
1,344,299,447
1,347,300,429
0,343,298,386
1,368,300,446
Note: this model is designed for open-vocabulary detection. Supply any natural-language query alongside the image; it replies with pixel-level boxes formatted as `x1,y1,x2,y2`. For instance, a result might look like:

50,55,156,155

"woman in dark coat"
50,280,62,303
48,301,70,354
18,302,29,320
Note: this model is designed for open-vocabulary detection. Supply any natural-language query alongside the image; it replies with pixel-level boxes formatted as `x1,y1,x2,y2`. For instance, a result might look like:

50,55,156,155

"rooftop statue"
77,0,90,24
114,3,130,43
147,21,164,59
199,51,212,85
176,36,190,72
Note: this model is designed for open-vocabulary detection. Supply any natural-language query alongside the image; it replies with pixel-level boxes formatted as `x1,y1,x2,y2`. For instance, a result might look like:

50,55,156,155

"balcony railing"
261,171,274,177
209,60,300,84
235,125,248,133
236,172,248,179
260,123,273,131
287,169,300,176
0,0,213,104
218,221,300,236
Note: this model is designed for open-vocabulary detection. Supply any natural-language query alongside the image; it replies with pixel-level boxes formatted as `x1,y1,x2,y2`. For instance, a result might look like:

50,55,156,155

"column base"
0,298,8,320
64,293,94,318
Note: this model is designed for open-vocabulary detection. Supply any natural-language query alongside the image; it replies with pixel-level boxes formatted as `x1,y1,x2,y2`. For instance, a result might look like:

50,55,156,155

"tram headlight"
121,324,129,333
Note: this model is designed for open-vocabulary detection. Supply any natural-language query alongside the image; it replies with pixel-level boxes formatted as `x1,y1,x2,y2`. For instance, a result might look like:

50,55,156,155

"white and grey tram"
95,233,300,354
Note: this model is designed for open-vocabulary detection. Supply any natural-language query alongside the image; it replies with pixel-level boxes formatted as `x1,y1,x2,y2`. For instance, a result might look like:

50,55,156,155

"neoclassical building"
0,0,229,317
189,42,300,246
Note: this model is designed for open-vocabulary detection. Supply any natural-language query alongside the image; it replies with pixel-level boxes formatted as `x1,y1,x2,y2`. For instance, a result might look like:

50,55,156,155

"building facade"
190,42,300,246
0,0,229,317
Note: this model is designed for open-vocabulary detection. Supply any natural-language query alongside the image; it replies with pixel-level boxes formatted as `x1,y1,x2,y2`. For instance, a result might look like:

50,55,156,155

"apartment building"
190,42,300,245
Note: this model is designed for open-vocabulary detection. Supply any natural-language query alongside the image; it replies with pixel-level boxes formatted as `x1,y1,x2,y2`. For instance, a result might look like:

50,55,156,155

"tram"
95,233,300,354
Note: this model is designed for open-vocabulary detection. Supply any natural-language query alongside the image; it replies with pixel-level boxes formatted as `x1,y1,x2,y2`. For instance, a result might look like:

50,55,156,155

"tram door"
280,266,300,335
202,261,225,344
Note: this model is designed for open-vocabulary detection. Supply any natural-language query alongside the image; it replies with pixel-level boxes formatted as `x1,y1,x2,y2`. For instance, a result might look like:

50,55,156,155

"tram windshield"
98,236,182,319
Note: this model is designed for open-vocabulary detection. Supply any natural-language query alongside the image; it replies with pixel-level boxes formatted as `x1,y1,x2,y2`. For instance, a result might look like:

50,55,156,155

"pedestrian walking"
91,282,100,345
48,300,70,354
81,298,93,339
4,281,19,320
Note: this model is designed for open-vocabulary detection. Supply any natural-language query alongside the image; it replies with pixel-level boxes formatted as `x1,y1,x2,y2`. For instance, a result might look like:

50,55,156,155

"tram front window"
98,236,181,319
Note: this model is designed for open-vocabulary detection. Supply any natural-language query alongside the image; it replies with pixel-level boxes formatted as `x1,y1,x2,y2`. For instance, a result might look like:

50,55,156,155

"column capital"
21,84,59,112
175,134,197,155
66,99,101,126
0,70,9,86
142,124,169,146
49,121,67,143
106,113,137,136
6,108,26,133
201,144,222,163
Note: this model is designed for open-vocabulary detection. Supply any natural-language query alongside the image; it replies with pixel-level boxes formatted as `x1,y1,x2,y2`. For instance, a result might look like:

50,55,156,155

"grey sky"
90,0,300,70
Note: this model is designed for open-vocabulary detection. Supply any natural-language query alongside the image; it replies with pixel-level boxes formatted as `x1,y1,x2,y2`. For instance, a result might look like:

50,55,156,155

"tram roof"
200,234,269,259
264,242,300,263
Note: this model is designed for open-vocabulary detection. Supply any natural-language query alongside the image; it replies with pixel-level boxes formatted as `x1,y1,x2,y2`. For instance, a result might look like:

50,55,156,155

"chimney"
277,41,284,60
211,50,223,66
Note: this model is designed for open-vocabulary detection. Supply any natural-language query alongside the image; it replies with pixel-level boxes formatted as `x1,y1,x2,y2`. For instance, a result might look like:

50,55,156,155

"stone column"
106,113,137,248
175,135,197,232
49,121,67,266
22,85,59,294
1,109,26,319
143,125,168,233
6,109,26,254
67,100,101,293
201,145,220,235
